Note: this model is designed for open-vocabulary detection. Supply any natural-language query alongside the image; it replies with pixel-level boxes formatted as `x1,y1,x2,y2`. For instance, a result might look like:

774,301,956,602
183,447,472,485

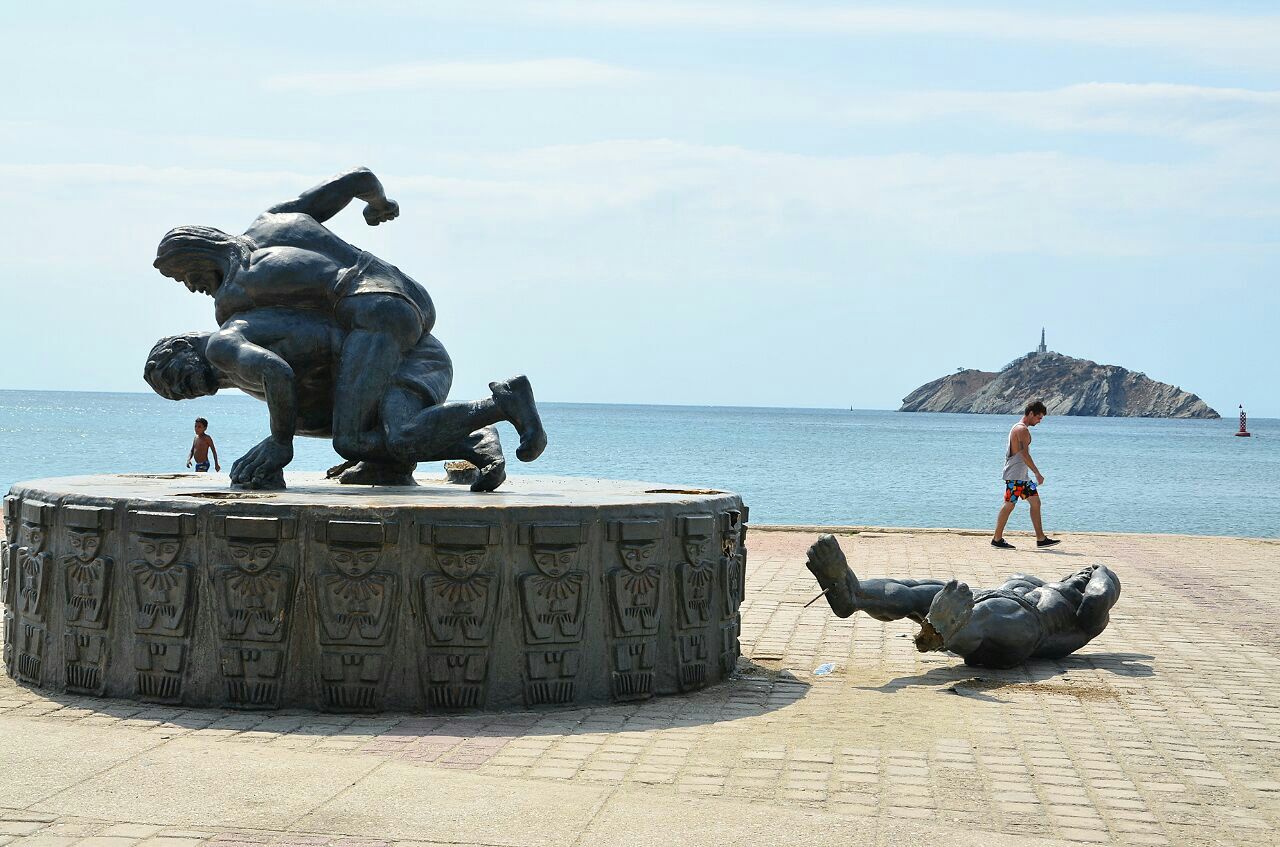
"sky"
1,1,1277,414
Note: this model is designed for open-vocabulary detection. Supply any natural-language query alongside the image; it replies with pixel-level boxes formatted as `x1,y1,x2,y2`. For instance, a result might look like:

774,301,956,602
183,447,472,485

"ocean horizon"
1,388,1276,538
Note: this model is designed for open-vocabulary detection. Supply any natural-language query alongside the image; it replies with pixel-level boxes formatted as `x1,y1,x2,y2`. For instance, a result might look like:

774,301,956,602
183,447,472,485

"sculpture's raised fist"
364,199,400,226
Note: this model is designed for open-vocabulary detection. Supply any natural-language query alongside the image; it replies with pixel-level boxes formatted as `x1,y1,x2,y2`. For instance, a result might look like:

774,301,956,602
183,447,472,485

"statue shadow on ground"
11,662,806,737
859,651,1155,702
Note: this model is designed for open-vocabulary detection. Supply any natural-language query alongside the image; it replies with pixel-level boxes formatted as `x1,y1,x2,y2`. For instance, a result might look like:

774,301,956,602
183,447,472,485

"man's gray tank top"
1002,422,1031,481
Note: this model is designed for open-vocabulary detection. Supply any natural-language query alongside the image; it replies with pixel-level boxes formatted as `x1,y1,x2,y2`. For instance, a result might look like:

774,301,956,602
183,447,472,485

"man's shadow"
859,651,1155,701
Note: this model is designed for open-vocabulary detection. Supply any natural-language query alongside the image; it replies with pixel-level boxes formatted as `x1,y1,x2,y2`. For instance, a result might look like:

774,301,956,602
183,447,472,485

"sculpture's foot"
326,459,359,479
338,460,419,486
925,580,974,647
463,427,507,492
471,460,507,493
804,534,859,618
490,375,547,462
232,469,286,491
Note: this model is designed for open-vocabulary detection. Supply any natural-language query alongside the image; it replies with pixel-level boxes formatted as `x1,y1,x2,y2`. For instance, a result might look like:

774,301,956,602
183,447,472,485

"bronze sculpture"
805,534,1120,668
144,167,545,490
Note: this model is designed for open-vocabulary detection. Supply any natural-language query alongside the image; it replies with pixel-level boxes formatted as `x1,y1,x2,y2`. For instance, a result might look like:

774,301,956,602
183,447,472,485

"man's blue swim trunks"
195,461,210,472
1004,480,1037,502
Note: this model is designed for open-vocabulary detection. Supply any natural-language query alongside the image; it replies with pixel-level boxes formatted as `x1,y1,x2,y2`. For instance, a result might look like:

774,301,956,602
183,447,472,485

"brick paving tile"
13,838,79,847
71,839,140,847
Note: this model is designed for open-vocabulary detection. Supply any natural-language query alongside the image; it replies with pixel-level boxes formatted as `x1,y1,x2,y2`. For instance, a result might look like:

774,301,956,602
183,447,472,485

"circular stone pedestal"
1,474,748,712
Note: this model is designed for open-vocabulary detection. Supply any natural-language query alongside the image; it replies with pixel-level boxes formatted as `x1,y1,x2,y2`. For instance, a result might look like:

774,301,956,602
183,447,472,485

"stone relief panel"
14,500,55,684
210,514,298,709
417,522,500,710
62,506,116,628
518,522,588,706
605,519,663,702
718,509,744,675
1,606,11,679
313,518,400,711
60,505,115,694
2,495,18,610
2,495,21,677
127,510,197,703
64,630,107,693
720,510,744,619
739,504,750,588
674,513,716,692
17,622,45,684
17,501,54,622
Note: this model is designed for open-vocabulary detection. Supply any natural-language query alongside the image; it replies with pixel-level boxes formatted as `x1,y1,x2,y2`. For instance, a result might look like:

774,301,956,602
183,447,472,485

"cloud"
838,83,1280,146
385,2,1280,70
4,137,1278,261
265,58,644,93
0,163,310,189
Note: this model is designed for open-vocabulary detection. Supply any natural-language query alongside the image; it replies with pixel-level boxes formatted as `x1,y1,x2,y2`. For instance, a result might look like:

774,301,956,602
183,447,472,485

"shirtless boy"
186,417,220,473
992,400,1059,549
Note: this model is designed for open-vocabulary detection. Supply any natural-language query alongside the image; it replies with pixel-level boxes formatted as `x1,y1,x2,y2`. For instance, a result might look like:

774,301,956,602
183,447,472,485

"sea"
1,389,1276,538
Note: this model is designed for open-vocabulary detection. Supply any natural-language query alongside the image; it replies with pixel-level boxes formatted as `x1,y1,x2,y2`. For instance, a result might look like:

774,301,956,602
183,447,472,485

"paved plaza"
1,527,1277,847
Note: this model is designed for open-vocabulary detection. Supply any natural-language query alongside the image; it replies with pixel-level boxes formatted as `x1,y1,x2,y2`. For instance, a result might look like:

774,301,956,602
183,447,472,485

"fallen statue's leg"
805,534,947,622
804,535,859,616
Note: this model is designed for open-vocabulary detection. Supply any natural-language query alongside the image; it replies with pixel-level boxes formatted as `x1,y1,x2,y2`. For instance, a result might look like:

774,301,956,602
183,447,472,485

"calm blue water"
1,389,1276,537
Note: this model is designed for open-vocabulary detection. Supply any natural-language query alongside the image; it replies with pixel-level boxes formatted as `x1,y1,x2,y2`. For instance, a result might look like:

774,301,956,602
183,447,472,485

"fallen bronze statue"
804,534,1120,668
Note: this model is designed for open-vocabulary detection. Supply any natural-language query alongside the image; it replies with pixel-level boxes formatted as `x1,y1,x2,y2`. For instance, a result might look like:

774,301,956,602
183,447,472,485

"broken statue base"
2,474,747,712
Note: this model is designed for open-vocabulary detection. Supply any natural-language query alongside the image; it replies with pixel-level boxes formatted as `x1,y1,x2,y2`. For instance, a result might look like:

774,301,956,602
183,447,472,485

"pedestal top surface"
8,473,737,510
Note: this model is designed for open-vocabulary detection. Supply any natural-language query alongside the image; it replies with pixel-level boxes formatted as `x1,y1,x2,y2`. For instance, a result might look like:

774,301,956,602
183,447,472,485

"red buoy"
1236,405,1251,437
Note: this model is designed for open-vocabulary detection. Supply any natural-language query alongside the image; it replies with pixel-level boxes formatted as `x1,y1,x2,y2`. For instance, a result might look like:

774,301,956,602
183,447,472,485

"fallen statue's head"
144,332,219,400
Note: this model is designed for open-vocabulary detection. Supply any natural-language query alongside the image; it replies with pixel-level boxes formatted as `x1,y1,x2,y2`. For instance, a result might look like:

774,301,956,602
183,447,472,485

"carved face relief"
618,541,658,574
682,537,709,566
67,529,102,563
21,522,46,553
532,545,578,578
138,535,182,568
228,541,277,574
436,547,484,580
329,543,381,578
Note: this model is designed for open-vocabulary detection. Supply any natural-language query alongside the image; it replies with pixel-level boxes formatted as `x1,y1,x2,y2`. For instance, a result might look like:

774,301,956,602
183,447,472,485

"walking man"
992,400,1060,549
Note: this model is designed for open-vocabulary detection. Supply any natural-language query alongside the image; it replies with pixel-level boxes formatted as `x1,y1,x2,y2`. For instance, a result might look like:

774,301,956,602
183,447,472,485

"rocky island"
900,331,1219,418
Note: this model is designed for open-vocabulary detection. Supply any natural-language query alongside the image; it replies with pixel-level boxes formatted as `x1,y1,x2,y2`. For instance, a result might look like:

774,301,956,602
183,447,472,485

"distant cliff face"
900,352,1220,418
